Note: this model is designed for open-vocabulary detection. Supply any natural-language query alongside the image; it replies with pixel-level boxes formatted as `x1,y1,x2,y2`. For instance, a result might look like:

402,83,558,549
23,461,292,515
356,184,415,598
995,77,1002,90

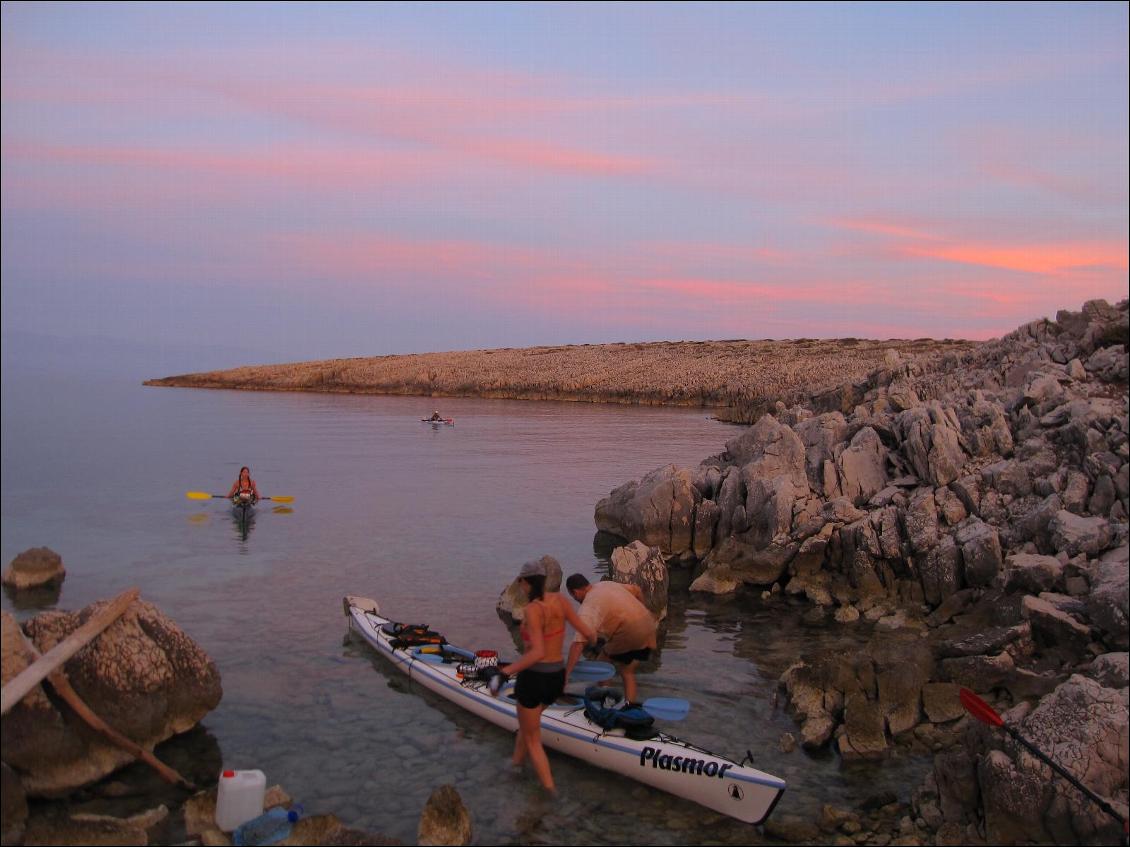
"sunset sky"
2,2,1127,365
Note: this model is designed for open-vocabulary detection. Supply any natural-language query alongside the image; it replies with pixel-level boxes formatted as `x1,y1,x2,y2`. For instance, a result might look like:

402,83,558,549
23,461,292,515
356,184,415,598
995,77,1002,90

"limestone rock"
941,652,1015,692
594,465,700,558
1085,343,1129,382
688,568,740,594
700,536,796,586
724,415,809,491
418,784,472,846
1086,545,1129,649
1086,652,1129,689
935,486,968,526
823,497,868,525
921,683,964,723
954,518,1002,588
610,541,669,621
834,426,890,505
2,547,65,590
1021,595,1092,652
936,624,1028,659
898,405,967,487
1049,510,1112,558
740,473,800,548
779,657,851,749
978,675,1128,845
691,497,720,559
887,379,920,412
904,489,940,553
837,692,889,760
3,599,222,796
834,605,860,624
934,748,979,827
1004,553,1064,594
919,535,961,607
872,640,933,736
795,412,850,495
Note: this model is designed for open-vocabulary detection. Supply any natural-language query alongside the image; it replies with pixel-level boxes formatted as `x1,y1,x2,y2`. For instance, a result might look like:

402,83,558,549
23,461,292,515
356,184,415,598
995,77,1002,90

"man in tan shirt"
564,574,658,703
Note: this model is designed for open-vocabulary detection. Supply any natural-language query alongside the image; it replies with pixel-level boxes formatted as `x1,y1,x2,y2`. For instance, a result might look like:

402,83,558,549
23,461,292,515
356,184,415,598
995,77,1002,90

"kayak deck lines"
343,595,785,824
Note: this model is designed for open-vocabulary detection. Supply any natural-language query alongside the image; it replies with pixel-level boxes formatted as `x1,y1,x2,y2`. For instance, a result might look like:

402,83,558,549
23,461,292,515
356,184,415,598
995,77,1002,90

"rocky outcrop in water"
2,547,65,591
596,299,1129,844
1,599,222,797
595,299,1128,618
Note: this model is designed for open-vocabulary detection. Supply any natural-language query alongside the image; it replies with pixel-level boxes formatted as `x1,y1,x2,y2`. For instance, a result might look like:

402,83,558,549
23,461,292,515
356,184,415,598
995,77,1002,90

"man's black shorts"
609,647,652,664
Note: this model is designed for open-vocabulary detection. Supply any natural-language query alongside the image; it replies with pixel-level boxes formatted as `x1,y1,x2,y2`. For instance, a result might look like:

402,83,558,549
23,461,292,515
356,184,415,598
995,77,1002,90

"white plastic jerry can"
215,768,267,831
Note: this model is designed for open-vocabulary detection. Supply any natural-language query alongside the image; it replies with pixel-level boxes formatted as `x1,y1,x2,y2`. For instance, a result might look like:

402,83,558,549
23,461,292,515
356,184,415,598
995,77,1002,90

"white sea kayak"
343,595,785,824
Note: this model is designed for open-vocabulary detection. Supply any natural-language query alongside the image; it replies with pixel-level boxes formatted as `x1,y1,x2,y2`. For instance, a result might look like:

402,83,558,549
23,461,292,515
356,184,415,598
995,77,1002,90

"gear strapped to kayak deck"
343,594,785,824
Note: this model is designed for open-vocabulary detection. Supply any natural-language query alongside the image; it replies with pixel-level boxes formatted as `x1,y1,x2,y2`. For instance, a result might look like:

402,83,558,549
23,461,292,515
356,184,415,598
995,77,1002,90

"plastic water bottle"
232,805,302,846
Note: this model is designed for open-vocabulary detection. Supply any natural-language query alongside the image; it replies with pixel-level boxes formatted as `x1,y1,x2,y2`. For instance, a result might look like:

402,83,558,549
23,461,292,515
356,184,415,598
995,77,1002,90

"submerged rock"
418,784,472,846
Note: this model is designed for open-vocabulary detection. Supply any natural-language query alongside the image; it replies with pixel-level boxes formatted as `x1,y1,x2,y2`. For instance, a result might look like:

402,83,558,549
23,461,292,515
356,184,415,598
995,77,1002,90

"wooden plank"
1,587,139,715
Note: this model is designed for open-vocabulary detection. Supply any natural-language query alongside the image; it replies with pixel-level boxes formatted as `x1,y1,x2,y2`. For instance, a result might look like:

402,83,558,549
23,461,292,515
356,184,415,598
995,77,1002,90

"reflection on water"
230,505,255,545
2,581,62,611
1,375,932,844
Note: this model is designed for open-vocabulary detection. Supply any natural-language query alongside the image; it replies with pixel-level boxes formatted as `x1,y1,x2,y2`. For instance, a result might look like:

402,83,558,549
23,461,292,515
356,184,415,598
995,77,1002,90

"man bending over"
565,574,658,704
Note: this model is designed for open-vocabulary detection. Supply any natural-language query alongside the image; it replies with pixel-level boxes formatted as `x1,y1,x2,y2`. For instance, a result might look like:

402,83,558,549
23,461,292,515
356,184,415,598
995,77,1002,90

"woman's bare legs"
516,703,554,791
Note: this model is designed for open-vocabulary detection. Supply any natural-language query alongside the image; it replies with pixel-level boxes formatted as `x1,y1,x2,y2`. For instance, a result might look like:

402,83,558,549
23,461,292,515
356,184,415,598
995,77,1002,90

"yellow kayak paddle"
185,491,294,503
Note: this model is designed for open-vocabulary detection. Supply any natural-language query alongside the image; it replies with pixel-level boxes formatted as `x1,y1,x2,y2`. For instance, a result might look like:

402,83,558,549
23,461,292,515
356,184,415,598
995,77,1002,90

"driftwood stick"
1,587,139,715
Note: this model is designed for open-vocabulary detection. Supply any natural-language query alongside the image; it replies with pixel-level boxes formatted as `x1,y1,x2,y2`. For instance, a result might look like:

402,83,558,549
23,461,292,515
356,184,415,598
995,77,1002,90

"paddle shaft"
187,492,292,502
1003,724,1127,829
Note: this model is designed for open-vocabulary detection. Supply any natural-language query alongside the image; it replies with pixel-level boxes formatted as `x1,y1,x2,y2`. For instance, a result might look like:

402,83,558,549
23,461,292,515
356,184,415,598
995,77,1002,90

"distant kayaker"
429,411,443,421
491,559,597,792
226,466,260,502
564,574,658,705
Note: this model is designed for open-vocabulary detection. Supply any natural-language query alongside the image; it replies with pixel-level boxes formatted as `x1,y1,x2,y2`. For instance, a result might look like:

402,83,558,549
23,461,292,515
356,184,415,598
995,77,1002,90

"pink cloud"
2,140,440,185
901,240,1128,277
828,218,944,242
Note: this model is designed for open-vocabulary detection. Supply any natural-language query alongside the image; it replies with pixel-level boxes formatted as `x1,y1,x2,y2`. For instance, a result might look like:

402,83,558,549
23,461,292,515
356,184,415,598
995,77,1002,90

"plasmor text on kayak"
640,747,733,778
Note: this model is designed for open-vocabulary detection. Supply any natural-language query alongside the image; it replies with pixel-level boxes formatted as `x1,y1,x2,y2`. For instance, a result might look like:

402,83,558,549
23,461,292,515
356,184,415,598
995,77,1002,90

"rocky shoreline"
142,337,975,422
593,299,1129,844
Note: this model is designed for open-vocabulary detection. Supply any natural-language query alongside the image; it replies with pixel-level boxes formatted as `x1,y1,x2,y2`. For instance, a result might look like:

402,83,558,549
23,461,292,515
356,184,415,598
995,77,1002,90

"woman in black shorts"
494,559,595,791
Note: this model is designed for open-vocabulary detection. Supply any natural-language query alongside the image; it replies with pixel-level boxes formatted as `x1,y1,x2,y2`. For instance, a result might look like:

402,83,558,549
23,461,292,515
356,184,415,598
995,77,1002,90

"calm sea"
1,365,929,844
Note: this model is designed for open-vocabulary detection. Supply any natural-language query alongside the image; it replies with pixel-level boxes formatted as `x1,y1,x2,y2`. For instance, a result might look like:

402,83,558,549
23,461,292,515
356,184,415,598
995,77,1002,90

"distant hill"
145,337,978,421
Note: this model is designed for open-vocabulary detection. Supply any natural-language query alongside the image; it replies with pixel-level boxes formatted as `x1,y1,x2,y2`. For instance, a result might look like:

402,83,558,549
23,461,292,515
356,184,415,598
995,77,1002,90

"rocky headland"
144,337,974,422
592,299,1129,845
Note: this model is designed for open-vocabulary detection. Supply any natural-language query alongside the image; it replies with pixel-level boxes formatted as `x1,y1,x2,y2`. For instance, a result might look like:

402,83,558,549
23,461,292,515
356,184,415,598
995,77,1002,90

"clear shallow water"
1,371,930,844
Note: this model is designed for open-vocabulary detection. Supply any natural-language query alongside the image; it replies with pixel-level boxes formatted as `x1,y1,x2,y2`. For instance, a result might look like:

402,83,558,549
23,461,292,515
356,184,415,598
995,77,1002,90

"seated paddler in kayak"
428,411,444,421
226,466,260,504
489,559,597,792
